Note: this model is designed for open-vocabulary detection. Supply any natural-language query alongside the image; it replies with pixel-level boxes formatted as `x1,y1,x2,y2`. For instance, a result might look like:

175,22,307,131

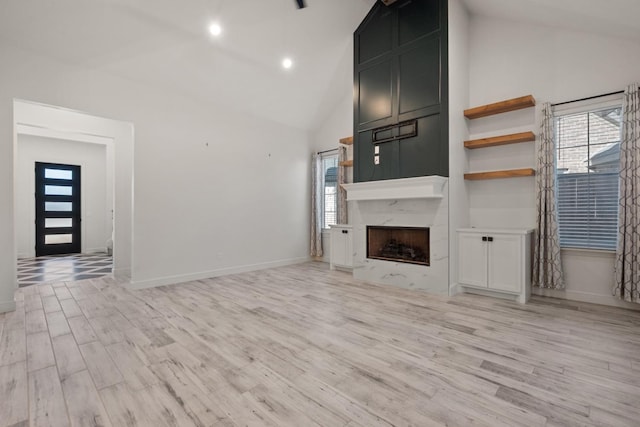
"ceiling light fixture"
282,57,293,69
209,22,222,37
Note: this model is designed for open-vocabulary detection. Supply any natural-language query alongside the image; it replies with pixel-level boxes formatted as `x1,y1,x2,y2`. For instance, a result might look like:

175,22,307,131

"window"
321,153,338,229
555,103,622,250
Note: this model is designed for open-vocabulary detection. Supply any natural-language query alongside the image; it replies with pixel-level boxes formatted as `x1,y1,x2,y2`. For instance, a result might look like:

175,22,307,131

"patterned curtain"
337,146,348,225
532,102,565,289
614,83,640,303
310,153,323,257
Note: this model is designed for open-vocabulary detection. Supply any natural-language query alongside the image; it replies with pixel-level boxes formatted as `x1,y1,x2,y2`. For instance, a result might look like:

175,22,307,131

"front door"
35,162,81,257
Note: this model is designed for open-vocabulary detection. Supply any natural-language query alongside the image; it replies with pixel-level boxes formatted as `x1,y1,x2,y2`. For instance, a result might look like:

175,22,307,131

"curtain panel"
310,153,323,257
614,83,640,303
532,102,565,289
338,146,348,225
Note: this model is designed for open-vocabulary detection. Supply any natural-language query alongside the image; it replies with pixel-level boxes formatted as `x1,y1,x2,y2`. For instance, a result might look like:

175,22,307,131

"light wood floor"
2,262,640,427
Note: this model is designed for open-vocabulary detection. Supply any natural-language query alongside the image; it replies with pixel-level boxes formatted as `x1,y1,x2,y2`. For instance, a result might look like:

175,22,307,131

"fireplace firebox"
366,226,429,266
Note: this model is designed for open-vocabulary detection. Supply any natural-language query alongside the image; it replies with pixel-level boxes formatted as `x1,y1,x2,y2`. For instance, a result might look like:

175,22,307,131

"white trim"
13,97,128,128
0,300,16,313
342,176,447,201
127,257,311,290
16,123,114,145
532,287,640,311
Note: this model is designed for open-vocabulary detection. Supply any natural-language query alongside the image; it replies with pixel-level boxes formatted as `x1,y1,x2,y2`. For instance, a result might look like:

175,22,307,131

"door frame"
13,99,134,279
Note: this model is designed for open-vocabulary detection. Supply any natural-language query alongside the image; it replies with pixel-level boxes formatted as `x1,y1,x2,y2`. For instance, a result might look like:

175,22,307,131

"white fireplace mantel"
341,176,447,201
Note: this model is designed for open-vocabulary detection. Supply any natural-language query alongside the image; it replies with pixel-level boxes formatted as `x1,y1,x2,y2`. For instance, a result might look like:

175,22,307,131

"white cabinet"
329,225,353,270
457,228,533,303
459,232,488,288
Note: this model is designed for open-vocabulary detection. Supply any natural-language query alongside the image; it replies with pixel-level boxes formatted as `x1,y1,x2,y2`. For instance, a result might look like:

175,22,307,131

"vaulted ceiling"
1,0,638,131
0,0,375,130
463,0,640,41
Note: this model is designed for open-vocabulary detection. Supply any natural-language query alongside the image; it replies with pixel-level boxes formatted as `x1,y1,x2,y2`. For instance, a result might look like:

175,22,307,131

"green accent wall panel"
357,7,393,63
358,60,394,125
398,0,440,45
398,38,440,116
354,0,448,182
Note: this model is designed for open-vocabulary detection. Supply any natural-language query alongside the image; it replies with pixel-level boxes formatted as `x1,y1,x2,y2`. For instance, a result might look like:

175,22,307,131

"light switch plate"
374,145,380,154
374,156,380,165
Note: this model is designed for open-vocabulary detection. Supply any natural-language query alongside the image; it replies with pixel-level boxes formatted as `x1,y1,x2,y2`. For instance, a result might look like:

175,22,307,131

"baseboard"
0,300,16,313
84,247,108,254
112,267,131,280
532,287,640,310
460,286,522,302
127,257,311,290
449,283,461,297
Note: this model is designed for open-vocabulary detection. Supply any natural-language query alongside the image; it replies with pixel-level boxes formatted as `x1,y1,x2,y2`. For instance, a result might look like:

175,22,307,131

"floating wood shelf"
464,168,535,180
339,160,353,167
464,131,536,149
339,136,353,145
464,95,536,119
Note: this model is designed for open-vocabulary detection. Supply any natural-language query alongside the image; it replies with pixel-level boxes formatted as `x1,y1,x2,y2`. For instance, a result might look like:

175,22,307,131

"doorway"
13,99,134,286
35,162,82,257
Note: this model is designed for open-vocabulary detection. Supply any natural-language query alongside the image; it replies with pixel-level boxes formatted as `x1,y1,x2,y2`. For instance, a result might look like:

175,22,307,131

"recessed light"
282,57,293,69
209,23,222,37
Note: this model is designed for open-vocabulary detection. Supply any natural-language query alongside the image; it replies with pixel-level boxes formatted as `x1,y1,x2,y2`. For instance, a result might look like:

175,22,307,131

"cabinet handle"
482,236,487,241
488,236,493,242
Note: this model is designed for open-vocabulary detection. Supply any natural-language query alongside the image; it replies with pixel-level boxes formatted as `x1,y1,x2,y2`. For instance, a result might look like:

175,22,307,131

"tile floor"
3,262,640,426
17,253,113,287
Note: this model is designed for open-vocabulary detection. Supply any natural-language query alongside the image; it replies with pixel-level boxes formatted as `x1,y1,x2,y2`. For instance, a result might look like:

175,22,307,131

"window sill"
561,247,616,257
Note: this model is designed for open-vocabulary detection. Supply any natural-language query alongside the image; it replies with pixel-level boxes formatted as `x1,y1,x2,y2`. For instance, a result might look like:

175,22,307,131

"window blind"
321,154,338,229
557,172,619,250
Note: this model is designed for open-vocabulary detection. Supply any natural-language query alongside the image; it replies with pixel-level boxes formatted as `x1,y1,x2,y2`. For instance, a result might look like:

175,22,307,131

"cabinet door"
487,234,522,293
458,233,487,288
331,229,352,268
330,229,346,267
344,229,353,268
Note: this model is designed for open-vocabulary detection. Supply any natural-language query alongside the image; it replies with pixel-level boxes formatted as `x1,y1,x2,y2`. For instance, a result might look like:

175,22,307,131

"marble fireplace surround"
342,176,449,295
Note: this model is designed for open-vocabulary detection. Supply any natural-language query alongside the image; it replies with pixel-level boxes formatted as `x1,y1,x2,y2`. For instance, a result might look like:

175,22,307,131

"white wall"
0,97,16,312
312,92,354,153
467,15,640,308
448,0,471,292
16,135,110,258
0,39,311,309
